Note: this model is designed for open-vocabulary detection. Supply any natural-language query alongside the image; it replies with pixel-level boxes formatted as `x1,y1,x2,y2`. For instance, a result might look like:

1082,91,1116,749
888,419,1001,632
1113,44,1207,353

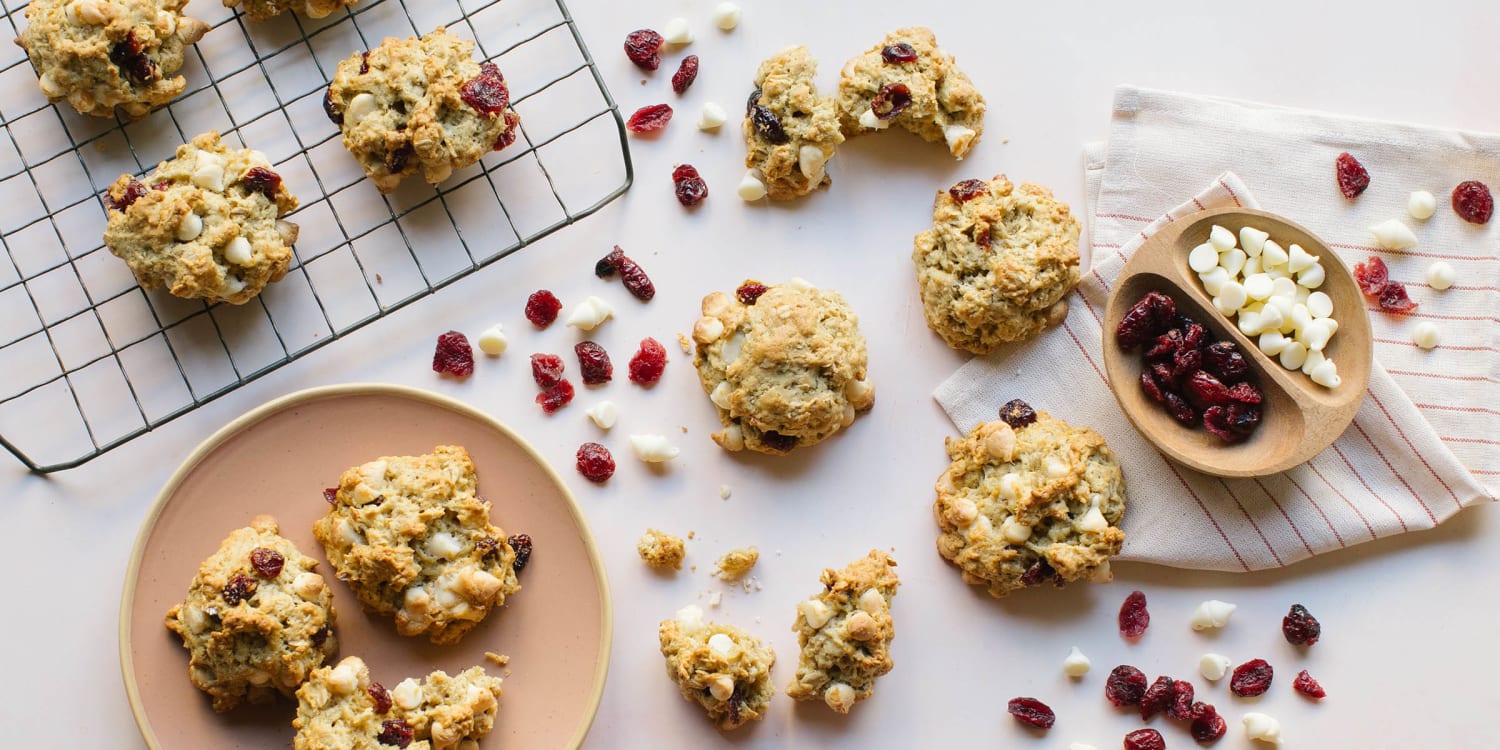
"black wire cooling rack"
0,0,632,473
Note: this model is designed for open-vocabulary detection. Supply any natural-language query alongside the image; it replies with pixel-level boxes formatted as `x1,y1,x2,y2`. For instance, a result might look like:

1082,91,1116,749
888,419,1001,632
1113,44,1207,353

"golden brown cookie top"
836,26,986,157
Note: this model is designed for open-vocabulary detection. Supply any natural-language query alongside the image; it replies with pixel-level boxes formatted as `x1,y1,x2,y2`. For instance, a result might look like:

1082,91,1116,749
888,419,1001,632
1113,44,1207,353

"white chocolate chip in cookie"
344,92,378,126
1077,503,1108,533
223,236,253,266
858,108,890,130
292,571,324,599
946,496,978,527
707,632,738,657
693,316,725,343
798,598,833,629
798,145,829,183
1000,516,1032,544
998,472,1023,502
192,161,226,192
824,683,855,713
326,661,360,695
857,588,886,613
709,674,735,701
943,124,976,157
844,611,878,641
984,423,1017,461
392,678,422,710
176,212,203,242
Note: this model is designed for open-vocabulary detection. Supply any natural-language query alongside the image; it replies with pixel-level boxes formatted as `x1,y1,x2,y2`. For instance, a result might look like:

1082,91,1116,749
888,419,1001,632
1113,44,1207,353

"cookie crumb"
715,547,759,581
676,333,693,354
484,651,509,666
719,485,732,500
637,529,686,571
709,591,722,607
687,530,696,540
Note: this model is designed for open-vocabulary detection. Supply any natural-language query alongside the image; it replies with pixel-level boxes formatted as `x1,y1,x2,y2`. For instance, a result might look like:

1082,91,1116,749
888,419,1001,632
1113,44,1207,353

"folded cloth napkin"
935,86,1498,572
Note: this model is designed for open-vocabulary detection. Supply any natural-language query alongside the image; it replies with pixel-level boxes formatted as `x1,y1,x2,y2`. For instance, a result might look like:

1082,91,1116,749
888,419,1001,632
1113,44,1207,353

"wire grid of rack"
0,0,633,473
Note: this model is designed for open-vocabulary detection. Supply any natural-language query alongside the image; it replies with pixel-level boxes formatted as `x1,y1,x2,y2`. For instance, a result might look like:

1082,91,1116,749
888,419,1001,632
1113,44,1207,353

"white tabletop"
7,0,1498,747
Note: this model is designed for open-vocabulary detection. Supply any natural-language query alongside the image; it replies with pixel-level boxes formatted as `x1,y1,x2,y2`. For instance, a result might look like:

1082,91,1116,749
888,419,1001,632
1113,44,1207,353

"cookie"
658,605,776,731
786,550,899,713
293,655,503,750
104,131,298,305
637,529,686,571
164,515,337,712
15,0,209,119
692,279,875,455
836,27,985,158
227,0,356,21
742,46,845,201
312,445,521,645
713,547,758,581
933,406,1126,598
325,27,520,193
913,175,1081,353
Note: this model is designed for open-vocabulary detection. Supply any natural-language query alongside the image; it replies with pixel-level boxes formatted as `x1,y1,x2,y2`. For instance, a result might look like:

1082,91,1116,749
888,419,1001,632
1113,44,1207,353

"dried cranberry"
881,42,919,64
948,179,988,203
323,88,342,124
1292,669,1326,699
998,399,1038,430
869,82,912,120
1227,381,1262,404
1105,665,1149,707
1140,370,1167,404
311,624,331,646
223,574,258,605
626,103,673,133
1123,728,1165,750
1190,706,1227,742
745,87,762,115
239,167,282,198
974,226,991,247
624,29,664,71
535,380,575,414
493,110,522,151
595,247,623,276
106,180,148,211
368,683,392,713
575,341,613,385
1335,152,1370,199
736,281,769,305
1116,292,1177,350
1229,658,1273,697
1119,590,1150,639
323,487,338,504
507,533,533,571
1202,406,1239,442
1200,341,1249,382
476,536,499,559
152,180,170,191
525,290,563,327
760,430,798,453
1017,559,1055,586
1139,677,1175,721
1164,391,1197,425
1226,402,1262,435
1170,348,1203,383
358,51,370,75
249,547,285,579
671,54,699,94
1353,256,1389,296
576,442,615,483
750,105,789,144
594,247,655,301
628,337,667,385
432,331,475,377
376,719,413,748
1167,680,1195,721
109,31,157,83
1180,320,1207,351
1184,370,1233,409
1281,603,1321,646
460,61,510,116
1452,180,1494,224
1006,697,1055,729
1376,281,1418,314
385,143,413,174
673,164,708,207
531,353,565,388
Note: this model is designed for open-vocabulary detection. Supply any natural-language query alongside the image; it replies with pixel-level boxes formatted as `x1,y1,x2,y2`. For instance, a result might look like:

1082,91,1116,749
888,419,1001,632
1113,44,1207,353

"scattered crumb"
687,530,696,540
680,425,688,433
690,564,697,572
719,485,732,500
676,333,693,354
636,528,686,571
484,652,509,666
375,273,383,283
1002,137,1010,144
753,578,763,592
709,591,722,608
775,549,782,556
715,547,759,581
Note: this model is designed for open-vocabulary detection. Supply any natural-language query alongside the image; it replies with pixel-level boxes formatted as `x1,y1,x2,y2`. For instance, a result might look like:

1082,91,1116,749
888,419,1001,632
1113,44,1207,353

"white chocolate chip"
1240,226,1269,256
175,212,203,242
224,276,247,296
788,276,816,290
1000,516,1032,544
1369,218,1419,250
708,591,722,607
965,514,993,541
824,683,856,712
857,589,886,613
736,170,767,201
1286,243,1317,273
696,102,728,130
1217,281,1248,312
1244,273,1274,301
1306,291,1334,319
1242,712,1282,744
709,381,733,409
707,632,737,657
1301,318,1334,351
1199,267,1230,296
984,424,1017,461
1044,456,1069,478
943,124,976,156
947,497,978,528
1062,646,1091,677
1078,503,1108,533
1256,303,1284,333
68,0,110,25
1426,261,1456,290
997,472,1023,501
1279,341,1307,370
676,604,704,628
426,531,462,560
1188,600,1237,630
392,679,422,710
1271,276,1298,299
191,161,226,192
709,675,735,701
1258,331,1288,356
797,145,829,183
1261,239,1289,268
798,598,833,629
327,662,360,695
1411,321,1441,350
1309,358,1341,388
629,434,679,462
565,295,613,330
1242,255,1262,277
1297,262,1326,289
223,236,253,266
477,326,506,356
1219,247,1247,277
1189,243,1219,273
858,108,890,130
661,17,692,45
1301,348,1326,377
1208,224,1237,252
292,571,324,599
695,316,725,343
711,1,741,30
1408,190,1437,220
1199,653,1232,681
345,92,377,124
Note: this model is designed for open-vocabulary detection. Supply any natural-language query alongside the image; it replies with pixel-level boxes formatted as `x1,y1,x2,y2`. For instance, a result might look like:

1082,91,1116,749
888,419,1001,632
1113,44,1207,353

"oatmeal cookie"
313,445,521,645
913,175,1081,353
226,0,357,21
659,605,776,731
714,547,758,581
637,529,686,571
293,655,503,750
164,515,337,712
15,0,209,119
742,46,844,200
836,27,985,158
104,131,298,305
692,279,875,455
933,406,1126,598
786,550,899,713
325,27,520,193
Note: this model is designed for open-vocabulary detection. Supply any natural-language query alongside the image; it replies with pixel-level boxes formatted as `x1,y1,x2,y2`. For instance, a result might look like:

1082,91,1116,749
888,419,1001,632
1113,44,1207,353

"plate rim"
117,382,613,750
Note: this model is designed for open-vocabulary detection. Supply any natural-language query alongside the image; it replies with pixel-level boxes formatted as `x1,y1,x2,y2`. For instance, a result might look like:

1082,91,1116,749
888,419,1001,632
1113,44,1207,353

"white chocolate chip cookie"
836,27,985,158
15,0,209,119
104,131,298,305
786,550,899,713
293,655,503,750
933,405,1126,598
659,605,776,731
742,46,845,201
692,280,875,455
312,445,521,645
164,515,338,712
913,175,1081,353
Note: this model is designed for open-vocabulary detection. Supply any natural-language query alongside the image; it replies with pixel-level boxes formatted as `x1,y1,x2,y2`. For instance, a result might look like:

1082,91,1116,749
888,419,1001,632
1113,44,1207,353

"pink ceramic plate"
119,384,610,749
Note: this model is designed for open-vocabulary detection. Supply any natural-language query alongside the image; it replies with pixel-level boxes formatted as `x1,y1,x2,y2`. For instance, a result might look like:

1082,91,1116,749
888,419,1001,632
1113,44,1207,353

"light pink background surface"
5,0,1498,747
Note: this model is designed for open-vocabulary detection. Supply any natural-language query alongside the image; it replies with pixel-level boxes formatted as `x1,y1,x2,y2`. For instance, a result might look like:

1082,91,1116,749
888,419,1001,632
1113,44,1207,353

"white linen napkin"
934,86,1498,571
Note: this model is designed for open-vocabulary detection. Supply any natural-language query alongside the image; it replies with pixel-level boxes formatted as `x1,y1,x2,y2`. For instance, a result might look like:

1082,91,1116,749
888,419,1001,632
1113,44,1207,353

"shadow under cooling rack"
0,0,633,472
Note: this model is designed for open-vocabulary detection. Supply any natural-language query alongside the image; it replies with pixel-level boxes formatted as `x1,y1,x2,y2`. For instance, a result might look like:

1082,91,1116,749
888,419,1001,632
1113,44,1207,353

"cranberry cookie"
15,0,209,119
164,515,338,712
293,656,503,750
104,131,298,305
836,27,985,158
913,175,1081,353
313,445,521,645
226,0,356,21
933,404,1126,598
742,46,844,200
787,550,899,713
692,279,875,455
659,605,776,731
325,27,521,193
